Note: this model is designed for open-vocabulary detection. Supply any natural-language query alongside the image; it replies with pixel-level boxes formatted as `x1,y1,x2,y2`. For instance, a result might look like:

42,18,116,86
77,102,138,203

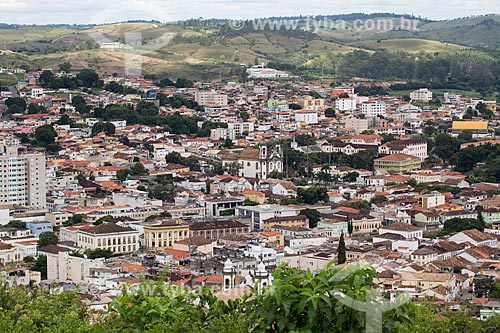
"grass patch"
0,73,18,84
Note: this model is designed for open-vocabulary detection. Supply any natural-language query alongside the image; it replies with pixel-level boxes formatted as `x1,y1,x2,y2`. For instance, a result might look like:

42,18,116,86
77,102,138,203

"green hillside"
1,14,500,79
349,38,467,52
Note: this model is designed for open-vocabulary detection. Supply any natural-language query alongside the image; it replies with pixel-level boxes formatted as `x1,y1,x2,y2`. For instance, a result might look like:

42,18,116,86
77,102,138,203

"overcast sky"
0,0,499,24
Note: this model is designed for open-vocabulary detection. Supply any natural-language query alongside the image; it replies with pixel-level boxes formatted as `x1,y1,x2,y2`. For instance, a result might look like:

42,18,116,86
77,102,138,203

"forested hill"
1,13,500,87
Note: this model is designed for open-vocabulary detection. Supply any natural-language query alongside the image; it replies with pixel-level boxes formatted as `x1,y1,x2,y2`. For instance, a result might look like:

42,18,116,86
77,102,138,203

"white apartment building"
335,98,357,111
0,138,46,209
294,110,318,125
41,247,107,283
410,88,433,102
360,102,387,117
194,90,228,106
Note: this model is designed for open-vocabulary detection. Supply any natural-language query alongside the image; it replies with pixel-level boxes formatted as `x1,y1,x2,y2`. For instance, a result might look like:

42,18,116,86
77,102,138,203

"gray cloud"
0,0,499,24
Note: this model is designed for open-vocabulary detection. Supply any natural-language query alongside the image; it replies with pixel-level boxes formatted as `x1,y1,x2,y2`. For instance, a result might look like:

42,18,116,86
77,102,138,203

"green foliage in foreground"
1,263,500,332
0,282,92,332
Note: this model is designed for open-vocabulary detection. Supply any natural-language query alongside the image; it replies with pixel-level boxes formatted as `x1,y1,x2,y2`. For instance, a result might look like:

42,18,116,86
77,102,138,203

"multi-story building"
204,197,244,217
262,215,308,232
351,216,383,235
227,122,255,136
194,90,228,106
68,205,160,223
76,223,140,254
25,221,53,237
301,96,325,111
331,86,355,97
373,153,422,173
449,121,493,139
345,116,370,134
420,192,446,209
236,204,300,231
294,110,319,125
360,102,386,117
0,138,46,209
378,138,428,161
41,245,107,283
335,98,357,111
316,220,348,238
410,88,433,102
443,92,461,104
143,220,190,250
189,219,250,239
210,128,236,141
246,65,288,78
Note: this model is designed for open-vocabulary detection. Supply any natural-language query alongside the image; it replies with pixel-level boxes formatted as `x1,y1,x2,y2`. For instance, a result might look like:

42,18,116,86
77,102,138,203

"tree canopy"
38,232,58,248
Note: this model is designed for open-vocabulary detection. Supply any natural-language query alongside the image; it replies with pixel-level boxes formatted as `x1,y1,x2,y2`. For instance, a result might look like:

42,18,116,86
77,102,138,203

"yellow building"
242,188,266,204
452,121,488,131
450,121,493,138
485,101,497,112
259,231,285,247
374,153,421,173
143,220,190,250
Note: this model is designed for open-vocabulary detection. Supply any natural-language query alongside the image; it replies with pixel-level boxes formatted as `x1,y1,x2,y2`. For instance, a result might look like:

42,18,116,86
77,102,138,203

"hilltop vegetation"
2,14,500,83
348,39,466,52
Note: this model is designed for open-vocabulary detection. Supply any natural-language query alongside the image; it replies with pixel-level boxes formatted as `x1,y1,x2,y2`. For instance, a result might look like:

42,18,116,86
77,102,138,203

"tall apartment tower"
0,138,46,209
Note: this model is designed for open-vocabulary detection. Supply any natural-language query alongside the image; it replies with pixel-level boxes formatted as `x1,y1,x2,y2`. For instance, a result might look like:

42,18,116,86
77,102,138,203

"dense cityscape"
2,3,500,332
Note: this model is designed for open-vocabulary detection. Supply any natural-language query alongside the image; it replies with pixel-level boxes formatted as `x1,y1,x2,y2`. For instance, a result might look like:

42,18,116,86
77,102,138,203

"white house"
378,222,423,240
449,229,497,248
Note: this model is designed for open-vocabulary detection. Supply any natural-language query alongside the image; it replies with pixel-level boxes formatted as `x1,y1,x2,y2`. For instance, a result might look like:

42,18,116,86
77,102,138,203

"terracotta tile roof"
242,188,265,196
121,263,146,273
260,231,283,237
382,222,420,232
461,229,496,242
337,206,360,214
39,244,71,254
164,248,190,261
238,149,260,160
0,242,13,250
375,153,420,162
